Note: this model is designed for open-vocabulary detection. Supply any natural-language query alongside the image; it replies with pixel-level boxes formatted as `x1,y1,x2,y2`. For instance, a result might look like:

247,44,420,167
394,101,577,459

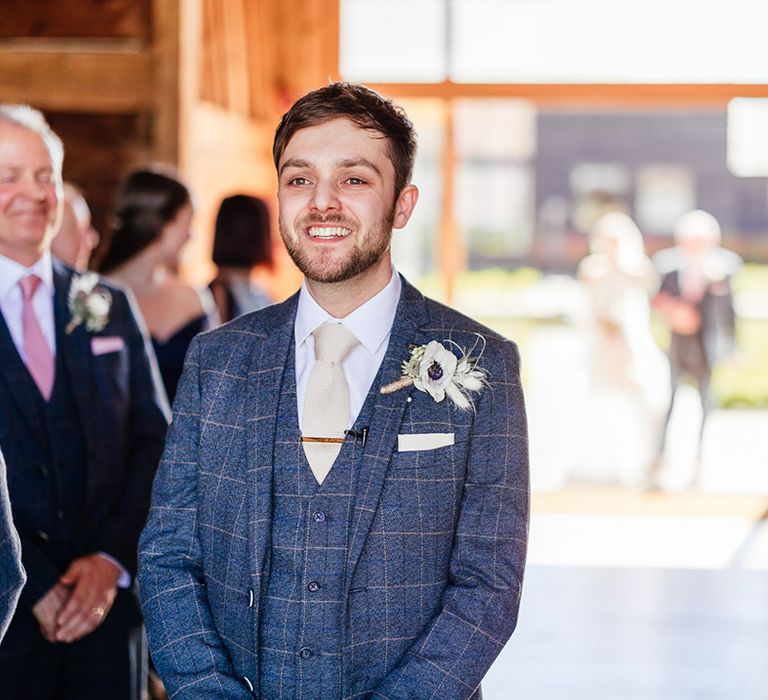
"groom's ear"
392,184,419,230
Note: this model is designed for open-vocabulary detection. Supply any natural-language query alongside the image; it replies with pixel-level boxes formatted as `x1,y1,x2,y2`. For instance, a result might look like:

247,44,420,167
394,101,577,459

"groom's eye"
287,176,310,186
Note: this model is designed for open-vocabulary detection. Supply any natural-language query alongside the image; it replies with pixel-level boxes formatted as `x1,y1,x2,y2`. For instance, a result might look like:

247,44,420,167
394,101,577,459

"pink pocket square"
91,335,125,356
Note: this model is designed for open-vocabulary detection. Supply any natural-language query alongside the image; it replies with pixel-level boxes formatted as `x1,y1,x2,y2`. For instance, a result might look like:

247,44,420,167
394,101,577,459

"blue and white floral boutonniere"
381,336,488,410
65,273,112,334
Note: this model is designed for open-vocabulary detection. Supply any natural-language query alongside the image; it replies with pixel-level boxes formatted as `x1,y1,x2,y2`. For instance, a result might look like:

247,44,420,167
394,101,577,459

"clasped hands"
31,553,120,643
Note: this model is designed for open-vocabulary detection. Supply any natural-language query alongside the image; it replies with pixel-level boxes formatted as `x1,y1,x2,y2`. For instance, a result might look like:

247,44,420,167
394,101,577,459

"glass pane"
340,0,447,82
454,99,536,160
728,98,768,177
451,0,768,83
635,165,696,233
457,163,534,262
392,100,446,278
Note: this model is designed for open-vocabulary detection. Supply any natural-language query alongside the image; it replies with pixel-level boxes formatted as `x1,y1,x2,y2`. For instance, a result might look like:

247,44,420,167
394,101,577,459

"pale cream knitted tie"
302,322,359,484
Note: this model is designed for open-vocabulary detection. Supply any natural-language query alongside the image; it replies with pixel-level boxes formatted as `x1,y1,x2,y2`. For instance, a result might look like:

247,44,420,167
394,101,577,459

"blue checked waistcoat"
259,344,377,698
139,277,530,700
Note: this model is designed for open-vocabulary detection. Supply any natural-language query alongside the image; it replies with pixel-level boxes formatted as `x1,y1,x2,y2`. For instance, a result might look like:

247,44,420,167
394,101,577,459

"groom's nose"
309,179,340,212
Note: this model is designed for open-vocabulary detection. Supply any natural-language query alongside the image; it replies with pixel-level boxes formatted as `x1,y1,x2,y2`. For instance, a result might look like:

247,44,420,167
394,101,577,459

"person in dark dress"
209,193,275,323
97,167,218,403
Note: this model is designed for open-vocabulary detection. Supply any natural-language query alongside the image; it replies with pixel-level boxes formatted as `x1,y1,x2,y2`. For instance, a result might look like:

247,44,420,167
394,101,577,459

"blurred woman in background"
209,194,274,323
98,167,218,404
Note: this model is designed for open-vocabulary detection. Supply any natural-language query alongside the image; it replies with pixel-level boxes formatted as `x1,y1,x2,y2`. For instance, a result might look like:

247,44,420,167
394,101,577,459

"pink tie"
19,275,54,400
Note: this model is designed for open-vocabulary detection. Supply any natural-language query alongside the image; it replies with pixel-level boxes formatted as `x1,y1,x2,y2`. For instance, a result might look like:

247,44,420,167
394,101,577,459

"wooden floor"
482,489,768,699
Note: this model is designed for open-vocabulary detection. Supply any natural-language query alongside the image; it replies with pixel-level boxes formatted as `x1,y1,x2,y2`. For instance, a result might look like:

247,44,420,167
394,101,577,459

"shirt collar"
0,251,55,301
295,267,402,355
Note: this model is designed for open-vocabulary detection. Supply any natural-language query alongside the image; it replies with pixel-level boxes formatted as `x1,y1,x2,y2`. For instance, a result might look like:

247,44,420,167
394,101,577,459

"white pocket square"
398,432,455,452
91,336,125,356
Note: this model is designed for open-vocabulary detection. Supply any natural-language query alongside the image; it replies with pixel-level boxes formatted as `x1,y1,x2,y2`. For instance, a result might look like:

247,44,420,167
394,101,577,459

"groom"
139,82,529,699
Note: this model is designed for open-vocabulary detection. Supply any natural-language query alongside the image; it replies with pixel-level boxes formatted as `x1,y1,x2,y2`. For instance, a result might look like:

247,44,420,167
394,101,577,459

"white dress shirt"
295,268,401,430
0,251,57,361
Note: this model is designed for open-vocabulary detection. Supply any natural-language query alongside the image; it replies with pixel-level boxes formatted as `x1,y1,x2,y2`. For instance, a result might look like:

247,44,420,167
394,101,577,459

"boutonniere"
65,272,112,334
381,336,488,410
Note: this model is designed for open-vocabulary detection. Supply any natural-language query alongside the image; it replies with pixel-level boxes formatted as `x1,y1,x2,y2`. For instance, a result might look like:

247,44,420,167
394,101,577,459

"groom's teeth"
308,226,351,238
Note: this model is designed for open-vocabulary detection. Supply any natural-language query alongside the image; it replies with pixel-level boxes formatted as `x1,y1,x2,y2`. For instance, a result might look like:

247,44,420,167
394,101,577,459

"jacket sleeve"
0,450,25,639
138,336,251,699
373,339,530,700
95,288,170,576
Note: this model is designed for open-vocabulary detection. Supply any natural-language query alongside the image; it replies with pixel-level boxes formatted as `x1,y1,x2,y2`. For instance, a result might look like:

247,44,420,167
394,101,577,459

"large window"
341,0,768,84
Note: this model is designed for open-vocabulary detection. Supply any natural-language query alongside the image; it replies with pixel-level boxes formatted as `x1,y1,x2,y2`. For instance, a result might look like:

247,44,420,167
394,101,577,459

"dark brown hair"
97,167,190,273
272,82,417,198
212,194,273,269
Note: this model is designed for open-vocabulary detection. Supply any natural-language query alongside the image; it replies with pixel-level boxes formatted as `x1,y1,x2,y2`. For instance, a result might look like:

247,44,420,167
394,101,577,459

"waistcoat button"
307,581,320,593
313,511,326,523
242,676,254,693
299,647,313,659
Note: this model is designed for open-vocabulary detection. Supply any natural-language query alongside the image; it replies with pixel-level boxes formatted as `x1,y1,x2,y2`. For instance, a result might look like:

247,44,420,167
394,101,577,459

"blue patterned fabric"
139,277,529,699
0,448,24,642
259,345,378,698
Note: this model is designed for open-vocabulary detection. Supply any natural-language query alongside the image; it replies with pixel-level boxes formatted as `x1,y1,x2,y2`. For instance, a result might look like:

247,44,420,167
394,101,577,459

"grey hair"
0,104,64,176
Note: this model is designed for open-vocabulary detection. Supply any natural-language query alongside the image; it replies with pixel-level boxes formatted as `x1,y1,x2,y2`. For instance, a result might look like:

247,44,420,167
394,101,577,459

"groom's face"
277,117,416,286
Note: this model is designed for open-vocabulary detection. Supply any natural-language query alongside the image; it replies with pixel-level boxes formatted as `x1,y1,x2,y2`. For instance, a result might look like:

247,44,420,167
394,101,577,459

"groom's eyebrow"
279,158,312,175
336,158,382,176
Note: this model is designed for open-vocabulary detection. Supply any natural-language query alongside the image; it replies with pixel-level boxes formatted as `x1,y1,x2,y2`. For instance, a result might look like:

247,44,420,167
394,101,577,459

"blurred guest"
98,168,218,404
651,209,742,486
0,446,25,643
209,193,274,322
0,105,169,698
50,182,99,271
577,212,669,486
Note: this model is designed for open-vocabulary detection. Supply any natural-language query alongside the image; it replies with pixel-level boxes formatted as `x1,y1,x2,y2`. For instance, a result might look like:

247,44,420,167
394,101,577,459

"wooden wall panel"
46,113,153,249
0,0,181,271
0,0,151,39
0,52,153,112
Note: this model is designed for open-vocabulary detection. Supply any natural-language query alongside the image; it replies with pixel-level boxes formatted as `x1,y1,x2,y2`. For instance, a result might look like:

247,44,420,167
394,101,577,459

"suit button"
307,581,320,593
299,647,313,659
38,464,49,478
56,509,64,520
247,589,254,608
37,530,49,542
313,511,326,523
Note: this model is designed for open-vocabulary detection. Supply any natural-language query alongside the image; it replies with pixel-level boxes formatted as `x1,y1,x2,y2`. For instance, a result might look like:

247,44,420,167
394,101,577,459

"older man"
0,104,169,698
140,82,529,699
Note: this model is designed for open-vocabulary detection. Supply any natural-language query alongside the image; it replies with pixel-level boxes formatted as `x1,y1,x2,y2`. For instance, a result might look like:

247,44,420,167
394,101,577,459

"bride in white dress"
575,212,670,486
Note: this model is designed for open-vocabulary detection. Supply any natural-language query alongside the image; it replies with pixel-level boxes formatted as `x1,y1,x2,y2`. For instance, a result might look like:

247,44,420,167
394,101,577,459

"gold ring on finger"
91,606,105,617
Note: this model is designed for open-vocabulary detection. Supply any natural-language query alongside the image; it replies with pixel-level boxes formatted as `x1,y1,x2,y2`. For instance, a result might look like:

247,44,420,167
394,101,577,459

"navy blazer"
0,447,24,642
0,261,170,609
139,278,529,699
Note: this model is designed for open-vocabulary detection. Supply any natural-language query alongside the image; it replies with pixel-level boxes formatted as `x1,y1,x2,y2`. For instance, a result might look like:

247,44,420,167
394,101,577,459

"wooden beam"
0,49,152,111
367,81,768,107
152,0,181,164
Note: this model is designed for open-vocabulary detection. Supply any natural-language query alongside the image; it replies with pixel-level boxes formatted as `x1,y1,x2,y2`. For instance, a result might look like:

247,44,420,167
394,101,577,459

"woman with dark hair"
209,194,274,323
98,167,218,403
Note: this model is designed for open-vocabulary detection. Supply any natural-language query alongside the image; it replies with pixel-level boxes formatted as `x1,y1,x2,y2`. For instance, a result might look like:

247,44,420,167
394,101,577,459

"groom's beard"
280,207,395,284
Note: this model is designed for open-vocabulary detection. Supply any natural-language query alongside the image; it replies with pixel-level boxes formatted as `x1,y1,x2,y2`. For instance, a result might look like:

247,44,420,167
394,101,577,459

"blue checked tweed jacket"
139,278,529,699
0,447,24,642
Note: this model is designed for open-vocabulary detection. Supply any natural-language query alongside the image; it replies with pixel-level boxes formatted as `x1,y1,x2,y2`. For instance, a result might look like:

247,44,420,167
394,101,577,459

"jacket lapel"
52,264,96,441
246,295,298,598
344,278,429,587
0,304,48,439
